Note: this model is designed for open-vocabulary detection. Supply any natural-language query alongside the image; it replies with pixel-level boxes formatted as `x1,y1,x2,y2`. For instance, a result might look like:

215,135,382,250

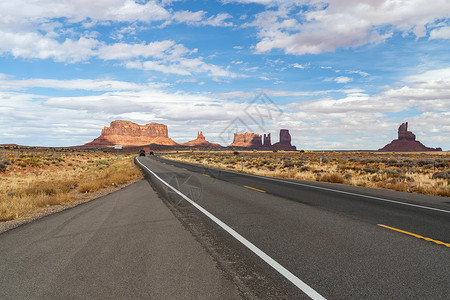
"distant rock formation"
379,122,442,152
83,120,178,147
230,132,262,148
182,131,222,147
229,129,297,150
263,133,271,147
272,129,297,151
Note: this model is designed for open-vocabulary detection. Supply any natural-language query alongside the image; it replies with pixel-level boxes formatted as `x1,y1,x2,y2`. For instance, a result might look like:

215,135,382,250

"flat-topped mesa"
229,132,262,148
379,122,442,152
272,129,296,151
82,120,178,147
182,131,222,147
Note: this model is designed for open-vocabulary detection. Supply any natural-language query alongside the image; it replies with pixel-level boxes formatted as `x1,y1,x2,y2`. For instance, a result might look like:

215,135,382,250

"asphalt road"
0,179,242,299
137,155,450,299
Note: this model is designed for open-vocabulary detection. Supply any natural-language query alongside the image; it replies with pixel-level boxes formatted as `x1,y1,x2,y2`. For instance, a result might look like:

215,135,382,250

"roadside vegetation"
165,150,450,197
0,147,143,222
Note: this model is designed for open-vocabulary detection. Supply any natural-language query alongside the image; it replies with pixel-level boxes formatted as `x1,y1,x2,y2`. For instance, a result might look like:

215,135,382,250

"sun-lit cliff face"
83,120,178,147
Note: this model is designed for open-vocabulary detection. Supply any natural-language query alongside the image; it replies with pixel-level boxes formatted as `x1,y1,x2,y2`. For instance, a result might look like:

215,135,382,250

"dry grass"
0,147,143,222
164,150,450,197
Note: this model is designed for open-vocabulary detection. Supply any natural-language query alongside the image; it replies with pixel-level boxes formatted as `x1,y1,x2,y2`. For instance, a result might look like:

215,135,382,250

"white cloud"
429,26,450,39
0,31,98,63
348,70,369,77
175,78,197,83
291,63,306,69
334,76,353,84
0,0,170,26
171,10,205,24
127,56,238,78
0,1,234,64
162,10,233,27
241,0,450,55
0,77,157,92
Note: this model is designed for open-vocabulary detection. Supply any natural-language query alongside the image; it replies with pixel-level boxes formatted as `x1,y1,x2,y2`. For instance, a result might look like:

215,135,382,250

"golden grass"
164,150,450,197
0,148,142,222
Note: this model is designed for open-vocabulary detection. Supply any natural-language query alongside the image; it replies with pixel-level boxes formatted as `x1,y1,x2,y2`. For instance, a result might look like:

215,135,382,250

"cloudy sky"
1,0,449,150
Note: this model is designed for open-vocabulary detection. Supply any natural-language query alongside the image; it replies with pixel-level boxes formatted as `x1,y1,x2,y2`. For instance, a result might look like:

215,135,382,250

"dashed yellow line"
244,185,266,193
182,168,188,171
202,174,210,177
378,224,450,248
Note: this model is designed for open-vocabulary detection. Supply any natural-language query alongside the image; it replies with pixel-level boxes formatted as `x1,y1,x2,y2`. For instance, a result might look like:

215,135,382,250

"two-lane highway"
137,155,450,299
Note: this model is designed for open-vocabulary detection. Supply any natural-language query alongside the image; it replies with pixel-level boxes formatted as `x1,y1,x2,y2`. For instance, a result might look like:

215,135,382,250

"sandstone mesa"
82,120,178,147
379,122,442,152
182,131,222,147
230,129,296,150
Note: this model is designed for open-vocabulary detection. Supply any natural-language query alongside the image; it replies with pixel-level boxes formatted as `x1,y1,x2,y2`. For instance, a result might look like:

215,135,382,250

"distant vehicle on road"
139,150,146,157
150,151,154,155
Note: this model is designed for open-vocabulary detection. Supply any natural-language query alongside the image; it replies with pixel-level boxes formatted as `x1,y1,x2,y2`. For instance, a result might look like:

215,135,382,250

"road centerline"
378,224,450,248
244,185,266,193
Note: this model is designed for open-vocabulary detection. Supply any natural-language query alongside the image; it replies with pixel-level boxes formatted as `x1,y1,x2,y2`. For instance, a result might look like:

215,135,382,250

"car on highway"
139,149,146,156
150,151,154,155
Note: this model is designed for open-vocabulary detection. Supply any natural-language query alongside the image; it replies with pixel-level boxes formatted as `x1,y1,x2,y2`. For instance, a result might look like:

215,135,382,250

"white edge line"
161,157,450,215
136,157,326,300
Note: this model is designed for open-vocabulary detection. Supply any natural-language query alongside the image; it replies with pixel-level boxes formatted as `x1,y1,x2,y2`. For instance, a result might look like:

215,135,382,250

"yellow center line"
244,185,266,193
378,224,450,248
202,174,210,177
182,168,187,171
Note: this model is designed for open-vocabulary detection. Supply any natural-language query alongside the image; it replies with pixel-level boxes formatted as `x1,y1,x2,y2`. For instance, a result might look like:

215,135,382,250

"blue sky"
0,0,449,150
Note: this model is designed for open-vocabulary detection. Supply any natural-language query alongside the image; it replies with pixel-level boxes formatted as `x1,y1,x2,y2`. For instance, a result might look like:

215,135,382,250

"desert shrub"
434,160,449,168
403,176,415,182
422,163,434,170
361,158,380,164
417,159,434,167
233,151,239,156
343,174,352,180
363,166,380,173
299,166,309,172
319,173,344,183
283,161,294,168
0,161,7,172
432,171,450,180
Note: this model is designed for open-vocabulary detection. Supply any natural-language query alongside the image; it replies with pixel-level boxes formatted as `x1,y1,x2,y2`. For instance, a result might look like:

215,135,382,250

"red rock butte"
182,131,222,147
229,129,296,150
379,122,442,152
82,120,178,147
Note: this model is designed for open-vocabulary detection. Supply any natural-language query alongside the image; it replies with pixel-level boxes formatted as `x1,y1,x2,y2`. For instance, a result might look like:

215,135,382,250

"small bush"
299,166,309,172
343,174,352,180
318,173,344,183
432,171,450,180
0,161,7,172
363,166,380,173
283,161,294,168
